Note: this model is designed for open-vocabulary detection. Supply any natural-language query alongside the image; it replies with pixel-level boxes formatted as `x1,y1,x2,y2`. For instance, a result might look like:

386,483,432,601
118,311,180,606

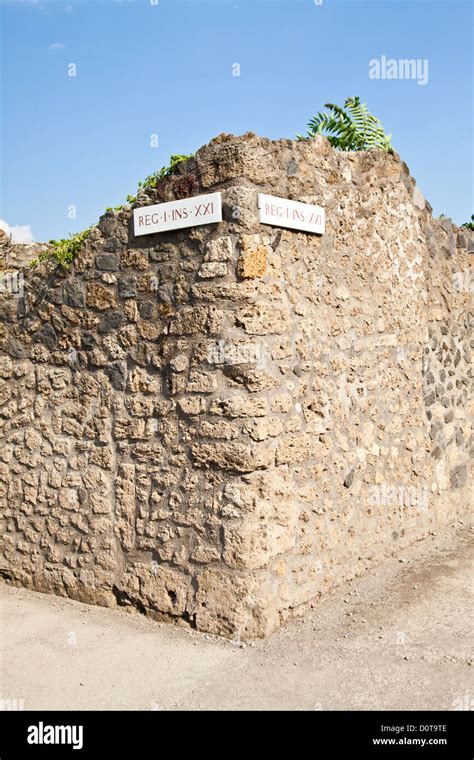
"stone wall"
0,133,471,638
0,230,48,271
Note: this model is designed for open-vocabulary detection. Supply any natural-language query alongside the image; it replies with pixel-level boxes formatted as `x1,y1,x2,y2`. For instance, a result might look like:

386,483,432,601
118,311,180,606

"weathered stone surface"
209,396,269,418
96,253,119,271
0,132,470,641
203,236,233,262
450,464,467,489
118,276,137,299
191,440,274,472
236,306,290,335
198,262,227,279
237,236,268,278
276,433,319,465
63,282,85,308
86,283,117,310
186,370,218,393
222,365,278,393
243,416,283,441
193,419,240,440
105,361,127,390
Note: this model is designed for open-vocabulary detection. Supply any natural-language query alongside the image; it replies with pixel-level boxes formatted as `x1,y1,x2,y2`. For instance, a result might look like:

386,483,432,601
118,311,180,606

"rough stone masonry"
0,133,471,638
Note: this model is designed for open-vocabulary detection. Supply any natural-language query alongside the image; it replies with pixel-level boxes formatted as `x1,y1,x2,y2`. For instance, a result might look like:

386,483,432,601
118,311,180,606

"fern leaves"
300,96,393,153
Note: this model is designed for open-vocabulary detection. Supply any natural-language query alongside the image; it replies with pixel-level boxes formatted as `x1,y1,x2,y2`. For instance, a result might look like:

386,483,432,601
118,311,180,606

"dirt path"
1,525,472,711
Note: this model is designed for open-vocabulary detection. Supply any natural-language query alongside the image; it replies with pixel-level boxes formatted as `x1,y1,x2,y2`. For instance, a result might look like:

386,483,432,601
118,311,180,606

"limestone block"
236,306,290,335
86,283,117,310
204,236,233,262
191,440,274,472
198,262,227,279
209,396,268,418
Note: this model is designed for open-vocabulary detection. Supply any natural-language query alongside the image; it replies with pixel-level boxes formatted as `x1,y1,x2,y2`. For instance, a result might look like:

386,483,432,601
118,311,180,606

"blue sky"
1,0,472,242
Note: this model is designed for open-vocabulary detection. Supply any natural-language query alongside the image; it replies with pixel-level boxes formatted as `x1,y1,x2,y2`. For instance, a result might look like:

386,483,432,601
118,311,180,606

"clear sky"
1,0,472,242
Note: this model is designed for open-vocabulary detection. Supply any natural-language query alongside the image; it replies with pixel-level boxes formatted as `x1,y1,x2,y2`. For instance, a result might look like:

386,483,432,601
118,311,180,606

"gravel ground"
1,524,472,711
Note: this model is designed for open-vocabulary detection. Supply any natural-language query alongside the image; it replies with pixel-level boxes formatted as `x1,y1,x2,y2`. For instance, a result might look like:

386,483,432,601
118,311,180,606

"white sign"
133,192,222,236
258,193,325,235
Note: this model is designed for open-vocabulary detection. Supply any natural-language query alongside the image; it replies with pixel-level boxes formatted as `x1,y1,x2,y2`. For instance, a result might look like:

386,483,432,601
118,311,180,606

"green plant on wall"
140,153,194,189
299,96,393,152
30,154,195,269
29,154,195,269
31,227,92,269
127,154,194,204
461,214,474,230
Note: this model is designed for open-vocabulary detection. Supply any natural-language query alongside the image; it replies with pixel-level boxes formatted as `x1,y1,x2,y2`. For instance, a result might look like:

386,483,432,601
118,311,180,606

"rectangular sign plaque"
258,193,325,235
133,192,222,236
